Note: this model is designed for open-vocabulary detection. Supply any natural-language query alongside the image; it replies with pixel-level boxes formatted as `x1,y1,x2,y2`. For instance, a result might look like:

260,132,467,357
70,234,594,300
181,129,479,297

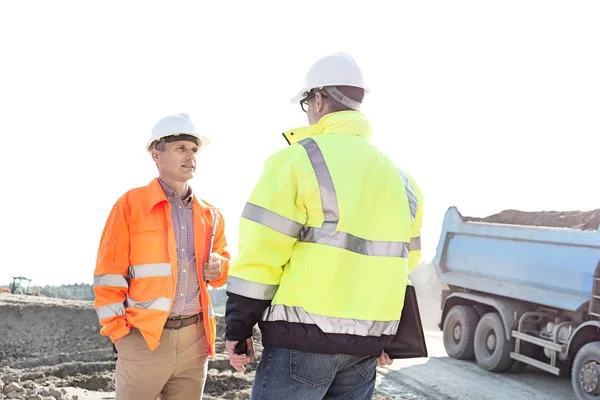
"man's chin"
176,172,194,181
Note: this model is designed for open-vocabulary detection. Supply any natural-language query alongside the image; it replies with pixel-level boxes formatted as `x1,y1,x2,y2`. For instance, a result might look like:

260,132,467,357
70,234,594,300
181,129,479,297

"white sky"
0,1,598,286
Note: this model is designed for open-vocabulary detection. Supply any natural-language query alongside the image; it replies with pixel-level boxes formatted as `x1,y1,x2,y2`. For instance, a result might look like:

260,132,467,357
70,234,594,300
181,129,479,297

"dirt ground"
0,293,394,400
1,264,576,400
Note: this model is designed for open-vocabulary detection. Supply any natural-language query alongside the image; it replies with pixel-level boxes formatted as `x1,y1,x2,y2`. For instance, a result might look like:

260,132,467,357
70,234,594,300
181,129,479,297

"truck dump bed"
433,207,600,311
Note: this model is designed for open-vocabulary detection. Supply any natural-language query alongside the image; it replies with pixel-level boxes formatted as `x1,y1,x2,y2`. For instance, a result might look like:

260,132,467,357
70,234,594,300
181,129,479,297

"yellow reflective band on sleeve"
242,203,303,238
227,276,279,300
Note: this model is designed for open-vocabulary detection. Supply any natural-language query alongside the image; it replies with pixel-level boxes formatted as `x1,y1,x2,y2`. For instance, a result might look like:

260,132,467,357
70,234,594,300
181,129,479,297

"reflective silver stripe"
93,274,128,288
263,304,399,337
299,138,339,228
208,302,215,318
398,168,418,223
410,236,421,251
129,263,172,279
296,138,408,258
242,203,303,238
227,276,279,300
95,302,126,320
126,296,172,312
300,227,409,258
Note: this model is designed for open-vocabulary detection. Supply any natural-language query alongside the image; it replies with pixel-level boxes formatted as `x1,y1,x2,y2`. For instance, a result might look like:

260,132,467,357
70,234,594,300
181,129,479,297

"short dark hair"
152,134,200,152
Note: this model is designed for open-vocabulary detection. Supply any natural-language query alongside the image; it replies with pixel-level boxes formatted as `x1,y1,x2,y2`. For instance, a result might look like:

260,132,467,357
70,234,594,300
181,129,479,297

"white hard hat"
290,52,370,106
146,113,210,152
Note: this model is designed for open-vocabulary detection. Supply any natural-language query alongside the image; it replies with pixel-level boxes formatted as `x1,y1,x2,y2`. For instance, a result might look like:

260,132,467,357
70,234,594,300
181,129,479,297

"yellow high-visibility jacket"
225,111,423,356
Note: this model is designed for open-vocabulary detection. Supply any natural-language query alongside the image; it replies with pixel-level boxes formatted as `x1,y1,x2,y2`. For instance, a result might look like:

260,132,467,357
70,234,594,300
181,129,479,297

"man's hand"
225,338,254,373
203,253,221,281
377,351,392,367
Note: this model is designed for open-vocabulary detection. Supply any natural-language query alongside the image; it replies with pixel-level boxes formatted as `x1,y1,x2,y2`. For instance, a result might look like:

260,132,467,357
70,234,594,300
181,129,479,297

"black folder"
384,285,428,359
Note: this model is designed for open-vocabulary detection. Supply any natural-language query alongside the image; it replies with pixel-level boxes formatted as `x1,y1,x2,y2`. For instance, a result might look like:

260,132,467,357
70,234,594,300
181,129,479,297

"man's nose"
185,150,195,159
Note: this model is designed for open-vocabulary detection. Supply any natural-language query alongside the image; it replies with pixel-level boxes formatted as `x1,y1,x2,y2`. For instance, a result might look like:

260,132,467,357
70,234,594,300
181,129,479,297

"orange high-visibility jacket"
93,178,230,356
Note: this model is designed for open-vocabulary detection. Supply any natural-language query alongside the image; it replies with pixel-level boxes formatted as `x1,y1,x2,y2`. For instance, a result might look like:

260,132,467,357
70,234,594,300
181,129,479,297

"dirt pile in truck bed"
463,208,600,230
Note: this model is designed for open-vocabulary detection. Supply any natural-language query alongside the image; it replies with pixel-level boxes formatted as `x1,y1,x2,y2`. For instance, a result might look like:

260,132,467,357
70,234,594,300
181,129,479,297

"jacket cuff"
225,326,252,341
108,325,131,343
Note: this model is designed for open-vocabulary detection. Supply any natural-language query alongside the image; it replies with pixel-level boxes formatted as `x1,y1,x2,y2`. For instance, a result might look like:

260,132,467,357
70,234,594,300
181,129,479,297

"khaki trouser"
115,321,209,400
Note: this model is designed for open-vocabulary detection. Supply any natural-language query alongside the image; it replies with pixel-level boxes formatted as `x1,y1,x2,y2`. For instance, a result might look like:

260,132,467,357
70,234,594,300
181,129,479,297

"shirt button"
183,269,187,273
181,226,186,229
181,249,185,252
179,206,182,209
180,293,184,297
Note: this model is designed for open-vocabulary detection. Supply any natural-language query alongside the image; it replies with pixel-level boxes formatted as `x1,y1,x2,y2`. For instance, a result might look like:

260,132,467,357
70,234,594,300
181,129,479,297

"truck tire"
572,341,600,399
474,312,513,372
443,305,479,360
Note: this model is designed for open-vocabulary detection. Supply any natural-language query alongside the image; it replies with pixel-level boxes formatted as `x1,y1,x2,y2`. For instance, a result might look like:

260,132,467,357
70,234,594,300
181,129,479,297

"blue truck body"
432,207,600,400
433,206,600,311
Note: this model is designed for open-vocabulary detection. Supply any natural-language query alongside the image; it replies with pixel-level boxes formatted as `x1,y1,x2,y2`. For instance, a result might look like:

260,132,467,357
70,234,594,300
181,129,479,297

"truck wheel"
572,342,600,398
474,312,512,372
443,305,479,360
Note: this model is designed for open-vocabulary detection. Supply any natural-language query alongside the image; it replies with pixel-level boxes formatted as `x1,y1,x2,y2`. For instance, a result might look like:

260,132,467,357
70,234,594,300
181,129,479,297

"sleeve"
93,199,131,343
407,175,424,274
225,149,306,341
208,209,231,288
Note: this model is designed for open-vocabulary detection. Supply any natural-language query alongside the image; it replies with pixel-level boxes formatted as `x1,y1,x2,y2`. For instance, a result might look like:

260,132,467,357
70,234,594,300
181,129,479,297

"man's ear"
315,91,325,113
151,149,160,162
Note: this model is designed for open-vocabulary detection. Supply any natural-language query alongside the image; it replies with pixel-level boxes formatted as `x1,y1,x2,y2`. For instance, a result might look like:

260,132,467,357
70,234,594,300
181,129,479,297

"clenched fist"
203,252,221,281
377,351,392,366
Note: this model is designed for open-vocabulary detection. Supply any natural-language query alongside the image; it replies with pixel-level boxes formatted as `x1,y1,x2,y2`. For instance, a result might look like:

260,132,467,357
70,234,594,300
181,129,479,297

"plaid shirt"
158,178,202,317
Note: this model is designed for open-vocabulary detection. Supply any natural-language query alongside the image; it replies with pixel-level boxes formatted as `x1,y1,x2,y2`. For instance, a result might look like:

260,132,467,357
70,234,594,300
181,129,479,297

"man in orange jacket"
93,113,230,400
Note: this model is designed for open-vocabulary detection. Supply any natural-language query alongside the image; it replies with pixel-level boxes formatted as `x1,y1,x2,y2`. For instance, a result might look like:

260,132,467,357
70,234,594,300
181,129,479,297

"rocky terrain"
0,292,400,400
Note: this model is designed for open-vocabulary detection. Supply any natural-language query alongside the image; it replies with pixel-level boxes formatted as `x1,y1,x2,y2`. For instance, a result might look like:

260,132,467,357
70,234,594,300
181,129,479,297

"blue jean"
250,347,378,400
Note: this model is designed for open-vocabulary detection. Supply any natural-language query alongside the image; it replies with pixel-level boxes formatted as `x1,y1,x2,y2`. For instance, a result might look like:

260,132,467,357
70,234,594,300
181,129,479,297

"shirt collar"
157,177,193,204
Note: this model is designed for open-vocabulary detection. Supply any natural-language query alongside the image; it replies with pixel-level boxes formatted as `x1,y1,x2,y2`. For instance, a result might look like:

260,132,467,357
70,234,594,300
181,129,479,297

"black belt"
164,313,201,330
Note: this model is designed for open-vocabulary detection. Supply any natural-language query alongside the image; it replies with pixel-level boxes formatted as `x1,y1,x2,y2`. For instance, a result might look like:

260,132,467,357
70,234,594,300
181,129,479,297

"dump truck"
433,206,600,400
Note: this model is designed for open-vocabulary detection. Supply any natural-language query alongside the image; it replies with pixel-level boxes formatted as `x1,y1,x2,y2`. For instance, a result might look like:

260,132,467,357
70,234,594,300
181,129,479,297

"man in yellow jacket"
225,53,424,399
93,113,230,399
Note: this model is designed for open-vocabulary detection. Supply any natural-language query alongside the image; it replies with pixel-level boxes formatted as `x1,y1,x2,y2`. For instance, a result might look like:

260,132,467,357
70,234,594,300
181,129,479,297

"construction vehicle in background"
433,206,600,400
9,276,33,295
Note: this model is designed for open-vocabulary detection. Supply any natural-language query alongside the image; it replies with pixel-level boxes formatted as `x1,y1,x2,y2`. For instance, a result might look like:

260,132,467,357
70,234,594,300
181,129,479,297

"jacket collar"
282,111,373,145
146,178,215,213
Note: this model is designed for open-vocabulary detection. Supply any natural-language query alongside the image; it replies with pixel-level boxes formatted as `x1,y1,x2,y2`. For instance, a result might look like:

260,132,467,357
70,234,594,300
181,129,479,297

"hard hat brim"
290,90,307,105
146,133,211,152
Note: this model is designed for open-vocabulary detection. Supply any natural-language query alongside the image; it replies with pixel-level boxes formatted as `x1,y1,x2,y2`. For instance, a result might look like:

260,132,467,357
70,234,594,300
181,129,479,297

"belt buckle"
166,316,185,330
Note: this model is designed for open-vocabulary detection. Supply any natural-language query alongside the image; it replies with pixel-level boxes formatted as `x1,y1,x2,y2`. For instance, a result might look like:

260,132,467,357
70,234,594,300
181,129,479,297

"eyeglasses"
300,92,315,113
299,90,328,113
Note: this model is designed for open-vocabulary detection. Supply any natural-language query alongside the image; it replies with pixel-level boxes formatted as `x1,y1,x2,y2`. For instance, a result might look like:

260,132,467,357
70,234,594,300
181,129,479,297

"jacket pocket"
290,349,338,388
130,230,167,266
352,356,377,380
